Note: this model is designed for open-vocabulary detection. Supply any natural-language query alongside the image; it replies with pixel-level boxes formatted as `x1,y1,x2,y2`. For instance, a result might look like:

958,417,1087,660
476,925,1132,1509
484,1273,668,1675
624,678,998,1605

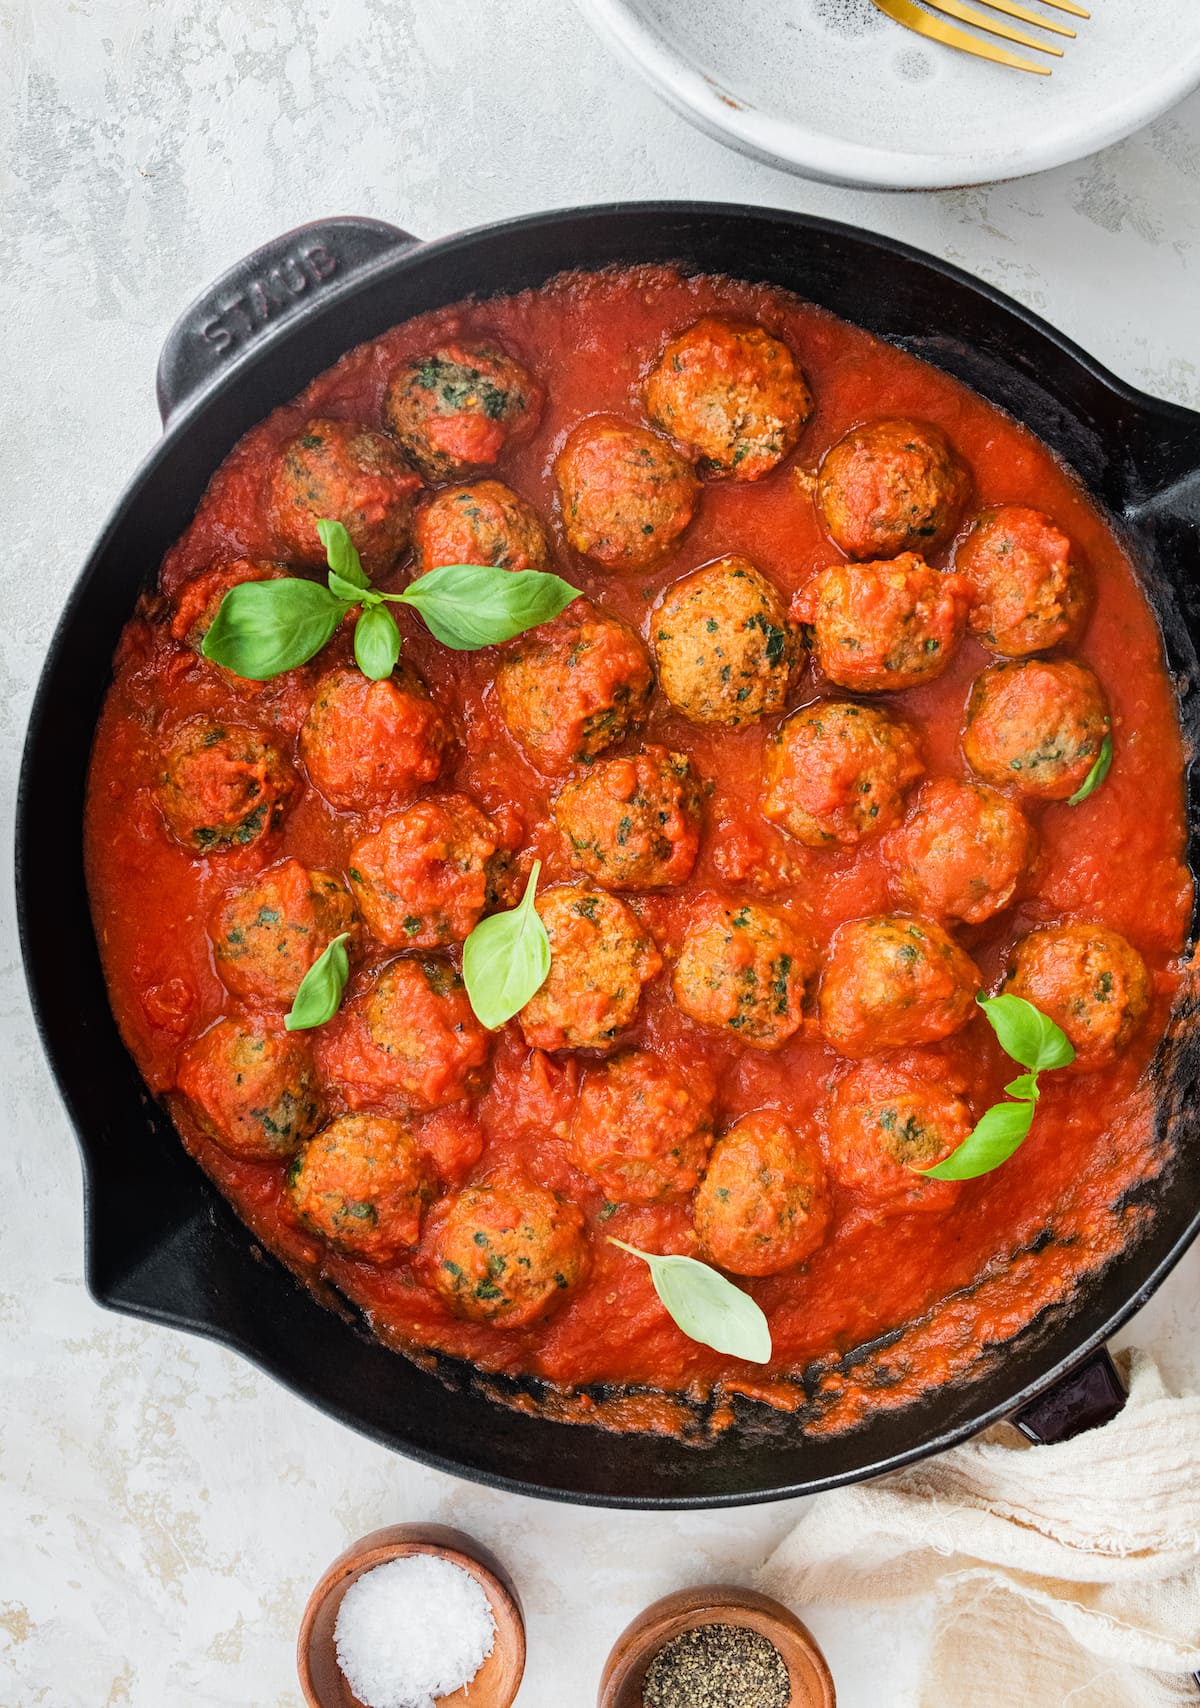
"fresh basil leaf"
201,577,345,679
978,992,1075,1073
1067,733,1113,806
316,518,370,590
329,569,377,605
354,604,401,680
1004,1072,1039,1100
608,1238,771,1364
285,933,351,1032
462,860,551,1029
393,563,580,650
921,1098,1036,1181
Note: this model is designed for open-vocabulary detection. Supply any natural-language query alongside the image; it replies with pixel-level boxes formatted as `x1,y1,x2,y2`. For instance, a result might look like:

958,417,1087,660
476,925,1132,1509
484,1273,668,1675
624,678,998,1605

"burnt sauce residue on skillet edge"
83,266,1195,1441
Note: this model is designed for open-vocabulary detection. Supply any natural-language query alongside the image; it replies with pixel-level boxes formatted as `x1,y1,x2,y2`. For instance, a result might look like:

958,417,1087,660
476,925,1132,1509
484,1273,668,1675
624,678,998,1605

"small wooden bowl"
598,1584,835,1708
297,1523,525,1708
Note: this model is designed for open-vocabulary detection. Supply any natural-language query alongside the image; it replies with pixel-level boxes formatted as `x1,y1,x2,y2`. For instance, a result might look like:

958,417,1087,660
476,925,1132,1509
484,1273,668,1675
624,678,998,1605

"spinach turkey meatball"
495,598,653,770
693,1111,832,1276
171,558,288,658
653,556,800,727
816,418,971,561
518,885,662,1053
317,958,490,1112
761,701,923,848
287,1115,432,1263
963,658,1110,800
555,415,700,569
553,746,704,890
211,859,356,1005
383,342,543,482
266,418,422,575
672,900,815,1051
1004,923,1150,1069
300,664,450,812
158,719,295,854
819,914,981,1058
411,479,552,575
882,777,1037,925
955,505,1088,657
794,553,972,692
569,1050,715,1204
177,1019,321,1161
349,793,510,949
821,1060,968,1216
420,1180,590,1327
645,315,814,481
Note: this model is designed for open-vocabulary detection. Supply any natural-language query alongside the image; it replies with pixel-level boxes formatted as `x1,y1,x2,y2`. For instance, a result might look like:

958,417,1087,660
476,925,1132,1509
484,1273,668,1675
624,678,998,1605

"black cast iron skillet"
17,204,1200,1507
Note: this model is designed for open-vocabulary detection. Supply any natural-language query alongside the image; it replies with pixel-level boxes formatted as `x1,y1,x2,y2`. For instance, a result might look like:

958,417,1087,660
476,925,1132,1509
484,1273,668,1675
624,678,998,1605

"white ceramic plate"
576,0,1200,189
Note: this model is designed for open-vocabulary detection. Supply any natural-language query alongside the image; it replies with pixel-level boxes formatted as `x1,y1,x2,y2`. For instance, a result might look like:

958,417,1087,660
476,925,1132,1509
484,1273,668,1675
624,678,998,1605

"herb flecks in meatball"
384,343,543,482
411,479,551,576
672,900,815,1051
556,415,699,570
882,777,1037,925
349,793,509,949
794,553,972,693
963,658,1110,800
300,664,450,812
761,701,923,848
266,418,421,575
646,316,814,481
819,914,981,1058
158,719,295,854
694,1111,831,1276
570,1050,715,1204
420,1180,589,1326
177,1019,321,1161
211,859,356,1004
1004,923,1149,1069
654,556,800,727
955,506,1087,657
518,886,662,1052
816,418,970,561
554,746,703,890
821,1059,968,1215
288,1114,432,1263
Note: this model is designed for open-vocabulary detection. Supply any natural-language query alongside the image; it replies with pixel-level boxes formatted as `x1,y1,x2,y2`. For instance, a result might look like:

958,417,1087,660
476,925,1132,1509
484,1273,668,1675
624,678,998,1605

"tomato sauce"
84,267,1194,1435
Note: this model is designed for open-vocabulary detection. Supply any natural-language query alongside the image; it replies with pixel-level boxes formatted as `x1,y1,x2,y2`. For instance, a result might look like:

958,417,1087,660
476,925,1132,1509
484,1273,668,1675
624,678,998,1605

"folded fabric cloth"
758,1350,1200,1708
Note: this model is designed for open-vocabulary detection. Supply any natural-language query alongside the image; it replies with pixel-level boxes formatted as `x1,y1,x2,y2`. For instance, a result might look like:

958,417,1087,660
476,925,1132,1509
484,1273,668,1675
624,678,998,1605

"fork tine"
867,0,1052,72
962,0,1077,40
1037,0,1089,14
922,0,1065,54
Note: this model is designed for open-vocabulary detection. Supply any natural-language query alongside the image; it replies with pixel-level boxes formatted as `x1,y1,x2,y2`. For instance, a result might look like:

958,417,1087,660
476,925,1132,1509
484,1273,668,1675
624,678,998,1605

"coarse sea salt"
333,1553,497,1708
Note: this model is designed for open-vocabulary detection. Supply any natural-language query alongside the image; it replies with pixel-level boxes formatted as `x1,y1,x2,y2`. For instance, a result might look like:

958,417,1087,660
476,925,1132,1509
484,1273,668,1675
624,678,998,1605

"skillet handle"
155,215,420,429
1010,1345,1126,1444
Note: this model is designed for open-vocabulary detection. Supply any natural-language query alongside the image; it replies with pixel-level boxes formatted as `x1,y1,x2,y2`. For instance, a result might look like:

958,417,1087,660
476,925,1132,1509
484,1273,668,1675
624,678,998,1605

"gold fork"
868,0,1090,75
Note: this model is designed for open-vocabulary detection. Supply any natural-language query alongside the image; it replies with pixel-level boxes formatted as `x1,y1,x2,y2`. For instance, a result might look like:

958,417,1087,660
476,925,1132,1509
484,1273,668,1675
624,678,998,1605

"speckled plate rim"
574,0,1200,189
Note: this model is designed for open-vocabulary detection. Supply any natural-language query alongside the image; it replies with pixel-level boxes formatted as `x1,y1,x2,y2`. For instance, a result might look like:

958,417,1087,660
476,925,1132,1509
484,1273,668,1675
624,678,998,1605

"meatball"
793,553,972,692
645,316,814,481
420,1180,589,1326
816,418,970,560
962,658,1110,800
383,342,543,482
300,665,450,812
211,859,356,1004
819,914,981,1058
158,719,295,854
672,901,815,1051
955,505,1087,657
555,415,699,570
171,558,288,656
518,886,662,1052
553,746,704,890
821,1060,968,1215
761,701,923,848
495,599,653,770
176,1019,321,1161
882,777,1037,925
348,793,509,948
694,1111,832,1275
569,1051,715,1204
653,556,800,727
266,418,421,575
287,1115,431,1263
411,479,552,576
1004,923,1150,1069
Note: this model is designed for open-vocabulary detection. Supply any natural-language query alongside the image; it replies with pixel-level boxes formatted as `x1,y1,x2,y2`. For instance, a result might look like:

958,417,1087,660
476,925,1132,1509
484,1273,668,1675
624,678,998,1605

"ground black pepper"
642,1622,791,1708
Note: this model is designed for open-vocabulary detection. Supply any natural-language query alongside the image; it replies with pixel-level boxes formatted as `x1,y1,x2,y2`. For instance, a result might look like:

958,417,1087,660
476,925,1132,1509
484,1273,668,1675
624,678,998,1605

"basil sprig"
1067,733,1113,806
201,520,580,682
608,1238,772,1364
921,993,1075,1180
285,932,351,1032
461,860,551,1029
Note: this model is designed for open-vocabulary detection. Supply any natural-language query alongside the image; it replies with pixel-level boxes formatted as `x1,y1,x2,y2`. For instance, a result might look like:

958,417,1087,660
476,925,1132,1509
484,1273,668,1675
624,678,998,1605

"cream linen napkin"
758,1350,1200,1707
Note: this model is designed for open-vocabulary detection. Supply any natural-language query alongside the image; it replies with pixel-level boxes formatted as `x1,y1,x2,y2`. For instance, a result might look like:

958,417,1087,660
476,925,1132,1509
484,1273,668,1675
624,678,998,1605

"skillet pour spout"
17,203,1200,1507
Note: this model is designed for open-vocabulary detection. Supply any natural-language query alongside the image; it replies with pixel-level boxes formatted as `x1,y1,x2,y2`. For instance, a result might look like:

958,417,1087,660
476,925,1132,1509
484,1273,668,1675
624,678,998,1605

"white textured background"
2,3,1199,1704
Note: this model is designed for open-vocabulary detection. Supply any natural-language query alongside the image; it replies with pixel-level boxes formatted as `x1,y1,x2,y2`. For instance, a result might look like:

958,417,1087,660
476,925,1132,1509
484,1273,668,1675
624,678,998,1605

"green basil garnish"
921,993,1074,1180
285,932,351,1032
1067,733,1113,806
461,860,551,1029
201,577,346,679
317,517,371,590
354,603,402,681
391,561,579,651
607,1238,772,1364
